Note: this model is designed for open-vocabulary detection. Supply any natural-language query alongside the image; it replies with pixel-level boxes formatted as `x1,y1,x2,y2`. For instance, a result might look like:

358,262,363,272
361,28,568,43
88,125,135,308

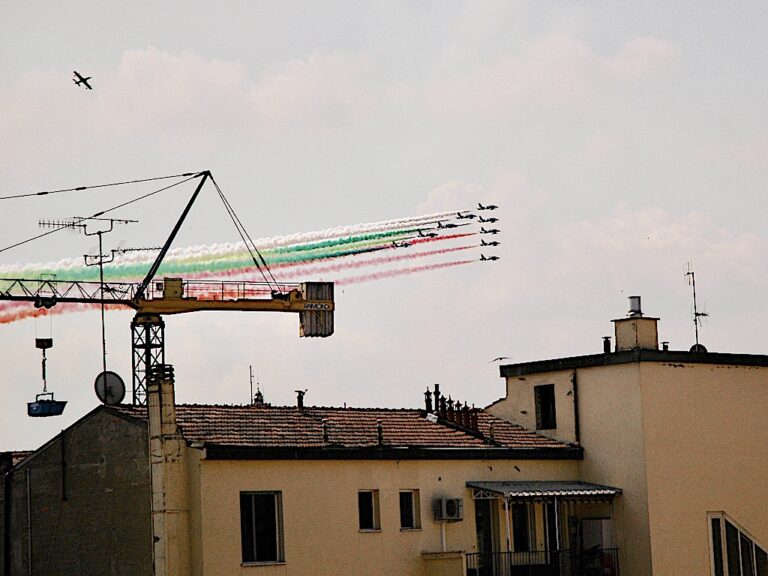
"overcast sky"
3,2,768,450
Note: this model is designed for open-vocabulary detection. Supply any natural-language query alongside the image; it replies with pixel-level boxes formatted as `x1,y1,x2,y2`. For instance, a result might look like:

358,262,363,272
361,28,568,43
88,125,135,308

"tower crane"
0,171,334,405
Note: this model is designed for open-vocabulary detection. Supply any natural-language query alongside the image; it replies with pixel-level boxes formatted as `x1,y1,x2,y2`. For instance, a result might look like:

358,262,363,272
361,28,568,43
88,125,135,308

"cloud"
424,34,680,116
559,206,768,281
250,53,375,124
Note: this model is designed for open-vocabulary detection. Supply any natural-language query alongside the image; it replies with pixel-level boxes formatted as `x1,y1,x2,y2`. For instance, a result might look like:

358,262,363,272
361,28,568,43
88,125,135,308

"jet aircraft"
418,230,438,238
437,221,458,229
391,240,411,248
478,216,498,223
480,227,500,235
480,239,500,247
457,211,477,219
478,202,498,211
480,254,500,261
73,71,93,90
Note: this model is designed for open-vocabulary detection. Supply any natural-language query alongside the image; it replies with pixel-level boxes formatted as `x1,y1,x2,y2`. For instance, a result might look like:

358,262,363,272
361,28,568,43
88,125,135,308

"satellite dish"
94,371,126,405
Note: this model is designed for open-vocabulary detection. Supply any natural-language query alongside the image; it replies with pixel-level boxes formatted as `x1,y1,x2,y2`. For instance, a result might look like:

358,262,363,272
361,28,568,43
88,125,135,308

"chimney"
612,296,659,351
433,384,441,414
602,336,612,354
295,390,306,412
424,387,433,412
376,419,383,445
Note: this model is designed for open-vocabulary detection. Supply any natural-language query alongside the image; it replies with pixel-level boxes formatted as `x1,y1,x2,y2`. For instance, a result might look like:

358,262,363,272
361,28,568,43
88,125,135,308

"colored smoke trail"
334,259,475,285
0,210,470,280
0,302,127,325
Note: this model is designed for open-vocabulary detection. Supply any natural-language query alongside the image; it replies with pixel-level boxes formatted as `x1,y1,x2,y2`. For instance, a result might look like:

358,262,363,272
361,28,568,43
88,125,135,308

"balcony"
466,548,620,576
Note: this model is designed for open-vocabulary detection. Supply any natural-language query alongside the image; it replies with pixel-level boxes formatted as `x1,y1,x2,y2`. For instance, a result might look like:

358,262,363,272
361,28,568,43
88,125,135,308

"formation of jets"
73,71,92,90
384,203,502,263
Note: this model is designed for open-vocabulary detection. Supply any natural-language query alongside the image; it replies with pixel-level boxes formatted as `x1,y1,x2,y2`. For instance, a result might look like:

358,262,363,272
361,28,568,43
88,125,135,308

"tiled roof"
111,404,571,451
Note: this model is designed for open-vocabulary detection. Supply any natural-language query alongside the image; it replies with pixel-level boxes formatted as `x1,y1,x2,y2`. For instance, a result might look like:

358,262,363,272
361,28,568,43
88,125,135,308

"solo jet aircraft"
457,211,477,219
480,239,500,247
418,230,438,238
73,71,93,90
478,216,498,223
478,202,498,211
480,227,500,235
480,254,500,261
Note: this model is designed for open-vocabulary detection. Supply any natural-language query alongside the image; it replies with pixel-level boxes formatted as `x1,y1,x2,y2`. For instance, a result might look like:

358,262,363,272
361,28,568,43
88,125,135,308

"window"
358,490,380,531
240,492,284,563
512,503,532,552
709,512,768,576
399,490,421,529
534,384,556,430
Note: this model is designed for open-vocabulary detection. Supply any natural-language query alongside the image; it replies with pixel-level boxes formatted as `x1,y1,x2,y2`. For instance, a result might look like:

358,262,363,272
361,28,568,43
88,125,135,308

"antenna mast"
684,262,708,349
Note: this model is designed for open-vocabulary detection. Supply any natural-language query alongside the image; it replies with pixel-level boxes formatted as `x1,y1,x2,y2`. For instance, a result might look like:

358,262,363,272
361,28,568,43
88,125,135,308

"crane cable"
209,175,282,293
0,172,198,201
0,173,201,255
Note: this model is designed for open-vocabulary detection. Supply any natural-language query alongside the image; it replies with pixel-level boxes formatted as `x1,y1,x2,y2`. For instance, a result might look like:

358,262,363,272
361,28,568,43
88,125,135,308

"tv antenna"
684,262,708,352
250,364,264,406
40,216,137,377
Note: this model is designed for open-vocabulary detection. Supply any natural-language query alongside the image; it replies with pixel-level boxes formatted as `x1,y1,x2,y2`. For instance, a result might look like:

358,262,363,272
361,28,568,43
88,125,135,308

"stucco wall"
194,458,578,576
639,362,768,576
488,370,578,445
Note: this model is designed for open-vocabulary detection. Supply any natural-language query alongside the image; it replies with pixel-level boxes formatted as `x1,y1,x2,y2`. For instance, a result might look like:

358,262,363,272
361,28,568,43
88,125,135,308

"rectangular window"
399,490,421,529
240,492,283,563
534,384,557,430
358,490,380,531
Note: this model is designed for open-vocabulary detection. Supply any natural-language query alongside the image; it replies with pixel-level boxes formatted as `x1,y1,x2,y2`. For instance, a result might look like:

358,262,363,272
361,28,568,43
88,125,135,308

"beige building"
488,297,768,575
2,297,766,576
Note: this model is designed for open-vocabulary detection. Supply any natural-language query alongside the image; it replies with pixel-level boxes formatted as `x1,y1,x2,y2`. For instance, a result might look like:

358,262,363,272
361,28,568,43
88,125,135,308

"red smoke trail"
0,302,128,325
272,245,475,280
334,259,474,285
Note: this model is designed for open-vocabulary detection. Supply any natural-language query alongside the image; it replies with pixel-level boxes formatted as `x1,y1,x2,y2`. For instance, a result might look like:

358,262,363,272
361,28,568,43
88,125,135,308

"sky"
2,1,768,450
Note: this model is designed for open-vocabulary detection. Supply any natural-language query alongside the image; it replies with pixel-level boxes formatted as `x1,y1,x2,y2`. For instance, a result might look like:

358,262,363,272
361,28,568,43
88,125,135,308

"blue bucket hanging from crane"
27,337,67,417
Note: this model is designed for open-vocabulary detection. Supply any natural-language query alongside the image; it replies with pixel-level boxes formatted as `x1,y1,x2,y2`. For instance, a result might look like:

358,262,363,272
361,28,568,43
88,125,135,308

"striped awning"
467,480,622,500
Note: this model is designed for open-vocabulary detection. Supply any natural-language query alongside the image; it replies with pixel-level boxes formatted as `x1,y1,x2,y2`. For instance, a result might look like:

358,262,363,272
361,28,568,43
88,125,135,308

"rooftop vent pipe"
295,389,306,411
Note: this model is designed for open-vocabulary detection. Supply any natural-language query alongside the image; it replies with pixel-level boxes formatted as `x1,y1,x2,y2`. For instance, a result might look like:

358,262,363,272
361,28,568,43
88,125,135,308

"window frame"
240,490,285,565
534,384,557,430
358,489,381,532
708,511,768,576
399,489,422,531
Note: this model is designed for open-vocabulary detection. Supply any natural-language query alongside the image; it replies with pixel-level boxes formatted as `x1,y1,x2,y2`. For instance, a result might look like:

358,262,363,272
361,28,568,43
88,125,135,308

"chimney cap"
628,296,643,317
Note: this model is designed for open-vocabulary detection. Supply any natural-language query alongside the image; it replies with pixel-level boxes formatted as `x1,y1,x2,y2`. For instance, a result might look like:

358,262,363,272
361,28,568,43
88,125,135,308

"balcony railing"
466,548,619,576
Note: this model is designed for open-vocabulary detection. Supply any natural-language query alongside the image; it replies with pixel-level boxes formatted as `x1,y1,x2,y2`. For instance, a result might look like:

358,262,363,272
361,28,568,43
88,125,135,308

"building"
2,297,767,576
487,297,768,575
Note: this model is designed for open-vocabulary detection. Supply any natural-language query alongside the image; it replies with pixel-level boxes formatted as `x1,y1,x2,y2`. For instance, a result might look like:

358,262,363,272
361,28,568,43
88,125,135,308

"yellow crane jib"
131,278,334,337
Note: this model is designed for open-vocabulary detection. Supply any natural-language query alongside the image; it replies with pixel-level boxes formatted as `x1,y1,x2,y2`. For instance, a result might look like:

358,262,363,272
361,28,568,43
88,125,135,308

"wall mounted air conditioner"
433,497,463,522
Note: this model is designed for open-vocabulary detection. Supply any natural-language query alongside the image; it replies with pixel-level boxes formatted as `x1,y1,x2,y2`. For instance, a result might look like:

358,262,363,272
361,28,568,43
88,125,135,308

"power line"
0,172,199,201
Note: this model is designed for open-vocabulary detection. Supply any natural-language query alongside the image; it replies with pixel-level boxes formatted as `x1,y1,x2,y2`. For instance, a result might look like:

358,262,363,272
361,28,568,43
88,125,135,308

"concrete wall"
0,409,151,576
639,362,768,576
193,458,578,576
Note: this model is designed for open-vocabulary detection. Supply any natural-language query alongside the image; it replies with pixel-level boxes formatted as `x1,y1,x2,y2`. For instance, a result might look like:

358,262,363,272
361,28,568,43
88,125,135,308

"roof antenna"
684,262,708,352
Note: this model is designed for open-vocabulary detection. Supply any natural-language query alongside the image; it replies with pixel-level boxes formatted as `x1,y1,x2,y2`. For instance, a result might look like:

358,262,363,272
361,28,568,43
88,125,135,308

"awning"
467,480,622,500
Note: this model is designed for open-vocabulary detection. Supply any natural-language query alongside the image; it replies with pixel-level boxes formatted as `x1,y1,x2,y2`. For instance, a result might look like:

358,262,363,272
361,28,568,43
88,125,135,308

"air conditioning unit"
433,497,463,522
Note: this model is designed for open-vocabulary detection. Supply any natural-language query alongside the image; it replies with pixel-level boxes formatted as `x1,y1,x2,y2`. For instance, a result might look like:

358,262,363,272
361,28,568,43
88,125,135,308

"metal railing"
466,548,619,576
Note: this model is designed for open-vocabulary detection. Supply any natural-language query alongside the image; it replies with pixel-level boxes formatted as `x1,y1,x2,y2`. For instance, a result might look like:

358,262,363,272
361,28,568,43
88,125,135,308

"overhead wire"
0,172,198,201
0,173,201,255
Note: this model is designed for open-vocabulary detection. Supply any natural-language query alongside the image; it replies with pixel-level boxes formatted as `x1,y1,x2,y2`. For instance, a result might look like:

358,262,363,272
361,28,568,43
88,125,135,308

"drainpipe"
440,522,447,552
26,469,31,576
3,465,12,576
504,499,512,552
571,370,581,445
554,497,561,551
